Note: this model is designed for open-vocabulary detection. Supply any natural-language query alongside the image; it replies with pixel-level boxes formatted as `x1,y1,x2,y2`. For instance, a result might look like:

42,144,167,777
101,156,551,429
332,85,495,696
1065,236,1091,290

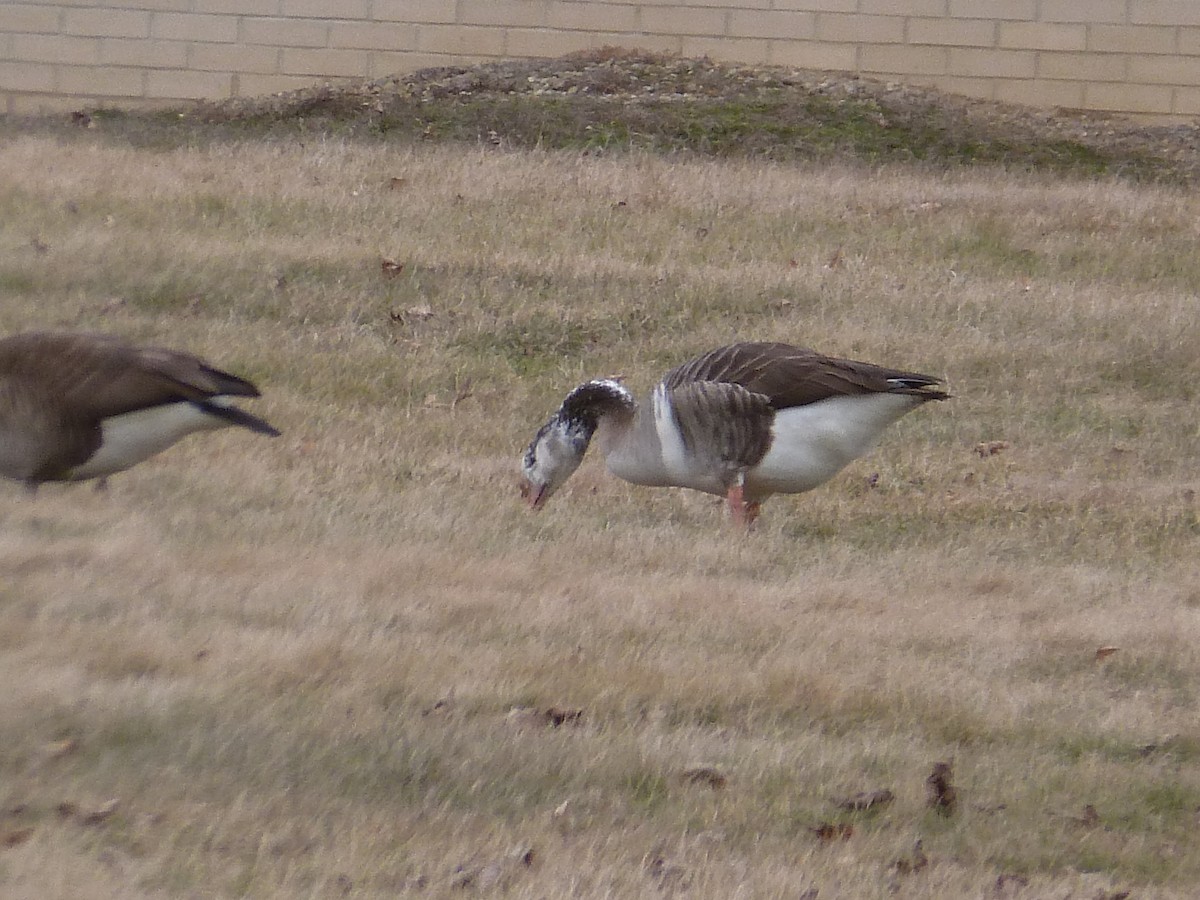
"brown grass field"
1,124,1199,899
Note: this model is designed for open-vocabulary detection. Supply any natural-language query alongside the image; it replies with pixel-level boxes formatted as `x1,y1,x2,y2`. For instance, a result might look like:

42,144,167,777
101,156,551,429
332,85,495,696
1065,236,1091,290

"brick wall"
3,1,1199,119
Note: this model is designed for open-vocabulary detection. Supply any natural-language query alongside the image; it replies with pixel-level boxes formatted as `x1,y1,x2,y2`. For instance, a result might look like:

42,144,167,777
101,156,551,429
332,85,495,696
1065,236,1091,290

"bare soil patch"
50,48,1200,183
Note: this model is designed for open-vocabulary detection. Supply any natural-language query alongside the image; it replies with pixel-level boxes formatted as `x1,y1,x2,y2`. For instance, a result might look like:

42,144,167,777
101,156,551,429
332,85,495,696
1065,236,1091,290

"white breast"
67,401,231,480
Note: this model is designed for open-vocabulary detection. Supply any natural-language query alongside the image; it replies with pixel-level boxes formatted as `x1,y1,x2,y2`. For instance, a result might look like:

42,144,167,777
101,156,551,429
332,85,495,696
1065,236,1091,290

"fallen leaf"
810,822,853,842
1136,733,1177,757
504,706,584,729
835,789,894,811
79,799,120,826
451,379,473,409
995,873,1029,892
43,738,79,760
1,827,34,848
644,851,687,886
544,706,583,727
681,766,727,790
975,440,1010,457
891,839,928,874
1074,804,1101,828
422,697,453,716
1095,646,1120,661
926,761,957,815
380,258,405,278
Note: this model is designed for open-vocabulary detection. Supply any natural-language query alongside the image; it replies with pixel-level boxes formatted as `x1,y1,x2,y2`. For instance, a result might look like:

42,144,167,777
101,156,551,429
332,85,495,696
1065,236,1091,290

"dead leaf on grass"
422,696,453,716
1071,804,1101,828
1136,733,1177,757
389,304,435,325
891,839,929,875
680,766,727,790
544,706,583,727
835,789,894,812
644,851,688,887
79,799,120,826
974,440,1010,457
1,827,34,848
995,872,1029,893
810,822,853,842
504,706,583,729
43,738,80,760
926,761,957,815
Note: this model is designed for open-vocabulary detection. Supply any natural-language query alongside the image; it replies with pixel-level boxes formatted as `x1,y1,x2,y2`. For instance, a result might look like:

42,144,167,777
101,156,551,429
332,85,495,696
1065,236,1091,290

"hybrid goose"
519,341,948,525
0,331,280,491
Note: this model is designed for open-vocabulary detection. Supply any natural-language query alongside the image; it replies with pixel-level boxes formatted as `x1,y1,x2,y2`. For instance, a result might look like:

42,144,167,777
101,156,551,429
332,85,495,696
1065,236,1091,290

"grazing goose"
519,341,948,525
0,331,280,491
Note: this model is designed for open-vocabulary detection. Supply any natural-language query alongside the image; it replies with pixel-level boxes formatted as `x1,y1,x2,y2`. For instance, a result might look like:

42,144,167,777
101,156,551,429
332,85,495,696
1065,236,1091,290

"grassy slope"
2,63,1200,898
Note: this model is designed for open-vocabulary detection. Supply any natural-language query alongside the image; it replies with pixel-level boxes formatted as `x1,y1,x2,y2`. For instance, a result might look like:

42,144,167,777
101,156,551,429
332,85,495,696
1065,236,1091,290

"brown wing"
663,342,947,411
0,332,262,421
669,380,775,473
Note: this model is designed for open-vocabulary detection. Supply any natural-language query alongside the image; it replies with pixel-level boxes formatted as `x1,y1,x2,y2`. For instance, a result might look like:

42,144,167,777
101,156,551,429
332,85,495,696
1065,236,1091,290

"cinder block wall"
3,1,1199,119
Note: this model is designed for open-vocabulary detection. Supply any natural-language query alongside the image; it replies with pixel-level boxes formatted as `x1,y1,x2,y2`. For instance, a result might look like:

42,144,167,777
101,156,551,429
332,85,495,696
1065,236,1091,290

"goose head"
520,379,634,510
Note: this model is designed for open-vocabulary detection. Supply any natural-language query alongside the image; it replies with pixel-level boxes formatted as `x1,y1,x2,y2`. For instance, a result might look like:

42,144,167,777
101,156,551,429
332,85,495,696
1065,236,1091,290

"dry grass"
2,130,1199,899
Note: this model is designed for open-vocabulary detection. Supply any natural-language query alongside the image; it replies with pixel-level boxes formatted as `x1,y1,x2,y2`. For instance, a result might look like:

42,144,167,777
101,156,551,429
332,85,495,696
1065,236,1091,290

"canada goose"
519,341,948,525
0,331,280,491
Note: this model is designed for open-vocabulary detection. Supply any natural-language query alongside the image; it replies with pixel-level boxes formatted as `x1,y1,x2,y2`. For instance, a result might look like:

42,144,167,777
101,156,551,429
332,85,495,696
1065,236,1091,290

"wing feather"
663,341,947,411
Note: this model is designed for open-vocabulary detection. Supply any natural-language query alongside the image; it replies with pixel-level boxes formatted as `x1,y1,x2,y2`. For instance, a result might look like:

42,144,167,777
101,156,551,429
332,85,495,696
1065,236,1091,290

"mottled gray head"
519,379,634,510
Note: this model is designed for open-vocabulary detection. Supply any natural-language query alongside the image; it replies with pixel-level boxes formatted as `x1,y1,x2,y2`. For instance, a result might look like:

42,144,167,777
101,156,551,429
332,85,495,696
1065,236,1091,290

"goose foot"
726,484,761,529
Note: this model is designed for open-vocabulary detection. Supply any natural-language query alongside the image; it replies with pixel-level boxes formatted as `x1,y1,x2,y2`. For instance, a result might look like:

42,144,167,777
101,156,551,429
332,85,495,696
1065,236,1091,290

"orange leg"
726,483,762,529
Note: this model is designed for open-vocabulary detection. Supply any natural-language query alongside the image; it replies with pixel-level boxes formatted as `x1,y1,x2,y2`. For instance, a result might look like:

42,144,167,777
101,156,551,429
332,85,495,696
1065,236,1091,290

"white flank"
67,400,232,480
749,393,922,496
